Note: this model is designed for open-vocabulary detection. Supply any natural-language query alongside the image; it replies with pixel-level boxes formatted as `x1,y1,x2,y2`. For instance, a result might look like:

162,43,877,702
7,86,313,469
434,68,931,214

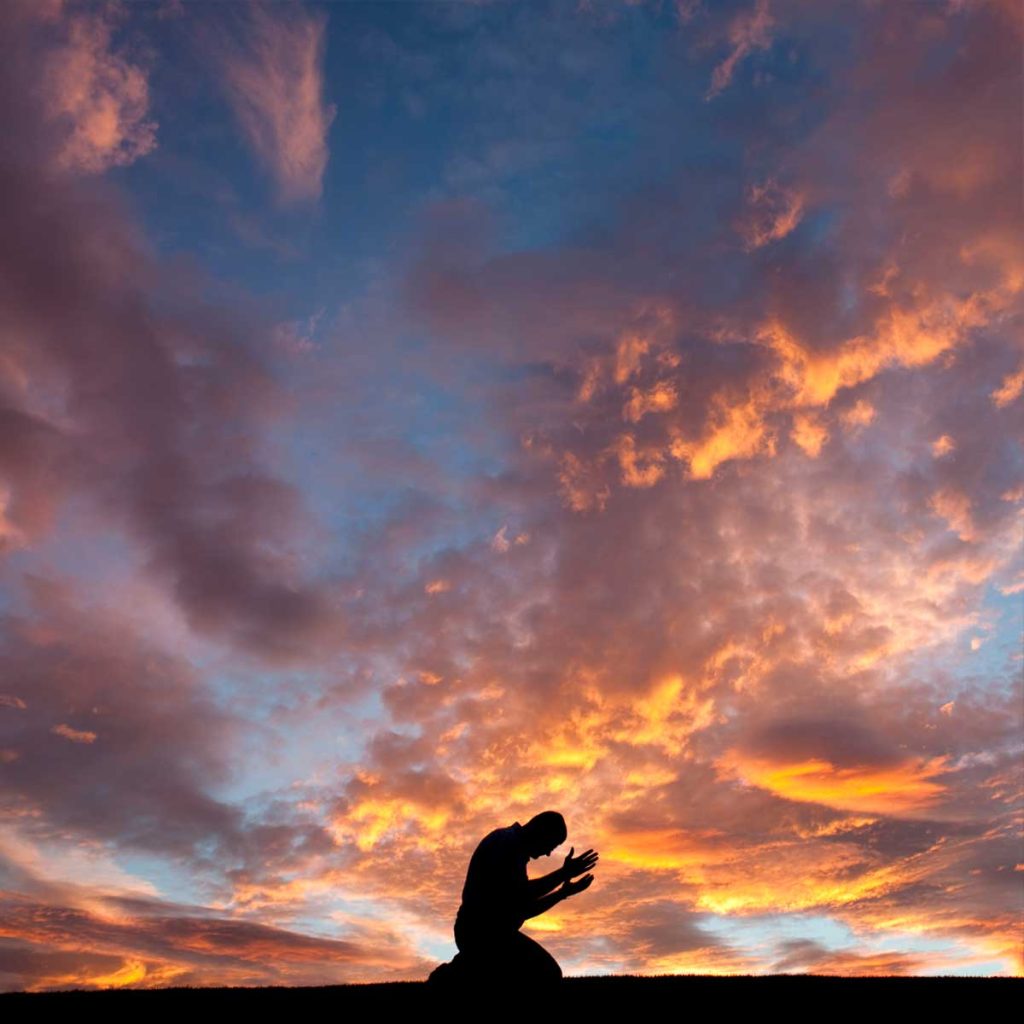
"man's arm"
525,867,566,900
526,846,598,899
522,887,566,920
522,873,594,920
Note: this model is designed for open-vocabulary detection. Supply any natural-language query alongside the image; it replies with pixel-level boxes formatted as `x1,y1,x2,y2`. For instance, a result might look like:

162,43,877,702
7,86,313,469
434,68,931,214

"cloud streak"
214,4,335,203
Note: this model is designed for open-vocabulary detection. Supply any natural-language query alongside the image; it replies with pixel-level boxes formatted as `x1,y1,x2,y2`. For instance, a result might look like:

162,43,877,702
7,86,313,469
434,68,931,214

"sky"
0,0,1021,992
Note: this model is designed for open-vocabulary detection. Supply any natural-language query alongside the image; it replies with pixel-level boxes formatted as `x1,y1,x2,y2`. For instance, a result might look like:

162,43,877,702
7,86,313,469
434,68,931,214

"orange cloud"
0,889,424,991
762,301,963,409
991,364,1023,407
790,412,829,457
717,751,948,815
614,332,651,384
839,399,876,431
623,380,678,423
612,434,666,488
558,451,610,512
929,487,977,542
51,723,97,744
557,269,1016,496
604,828,721,872
670,392,774,479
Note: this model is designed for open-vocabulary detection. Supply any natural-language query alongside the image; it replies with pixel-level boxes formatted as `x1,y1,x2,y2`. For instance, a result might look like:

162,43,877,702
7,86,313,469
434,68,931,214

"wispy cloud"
706,0,774,99
736,179,804,250
215,4,335,203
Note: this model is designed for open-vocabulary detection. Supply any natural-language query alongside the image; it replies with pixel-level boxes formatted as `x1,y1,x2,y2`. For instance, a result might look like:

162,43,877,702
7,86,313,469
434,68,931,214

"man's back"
455,822,529,940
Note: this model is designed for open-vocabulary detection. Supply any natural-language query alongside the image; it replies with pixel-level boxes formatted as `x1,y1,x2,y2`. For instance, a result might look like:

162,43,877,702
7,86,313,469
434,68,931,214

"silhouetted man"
431,810,598,989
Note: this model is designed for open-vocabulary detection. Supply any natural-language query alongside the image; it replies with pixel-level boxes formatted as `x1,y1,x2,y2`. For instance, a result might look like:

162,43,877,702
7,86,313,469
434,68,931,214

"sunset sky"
1,0,1022,991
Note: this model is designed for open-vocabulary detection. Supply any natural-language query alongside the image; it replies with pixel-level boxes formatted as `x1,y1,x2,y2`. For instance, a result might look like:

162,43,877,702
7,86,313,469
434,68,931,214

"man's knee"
536,951,561,982
513,933,562,982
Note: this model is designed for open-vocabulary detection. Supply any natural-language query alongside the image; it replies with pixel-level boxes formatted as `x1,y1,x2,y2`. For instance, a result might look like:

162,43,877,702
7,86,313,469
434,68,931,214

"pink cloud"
0,4,338,662
1,579,247,861
43,7,157,174
706,0,774,100
736,179,805,250
214,4,336,203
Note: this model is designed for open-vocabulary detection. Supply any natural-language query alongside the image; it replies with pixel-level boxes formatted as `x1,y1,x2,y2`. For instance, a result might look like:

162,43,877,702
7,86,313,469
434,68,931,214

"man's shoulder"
475,822,523,854
480,822,520,842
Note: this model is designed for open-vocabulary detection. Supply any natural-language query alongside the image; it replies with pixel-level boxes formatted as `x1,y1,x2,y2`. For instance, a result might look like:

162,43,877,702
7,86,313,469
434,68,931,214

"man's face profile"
523,812,568,859
528,836,558,860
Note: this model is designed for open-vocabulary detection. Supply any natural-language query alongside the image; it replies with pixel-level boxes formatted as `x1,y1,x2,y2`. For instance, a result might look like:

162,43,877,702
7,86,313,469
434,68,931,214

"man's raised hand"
562,846,599,881
560,873,594,898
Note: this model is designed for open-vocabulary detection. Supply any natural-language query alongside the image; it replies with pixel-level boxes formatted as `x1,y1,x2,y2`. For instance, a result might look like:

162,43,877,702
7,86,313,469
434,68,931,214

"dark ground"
1,974,1019,1016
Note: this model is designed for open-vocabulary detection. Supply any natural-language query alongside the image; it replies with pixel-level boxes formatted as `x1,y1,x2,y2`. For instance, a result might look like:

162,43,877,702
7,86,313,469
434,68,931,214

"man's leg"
508,930,562,984
452,923,504,986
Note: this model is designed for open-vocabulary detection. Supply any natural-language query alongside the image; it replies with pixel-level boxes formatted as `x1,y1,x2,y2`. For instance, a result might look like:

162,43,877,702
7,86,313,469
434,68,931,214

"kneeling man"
434,810,598,988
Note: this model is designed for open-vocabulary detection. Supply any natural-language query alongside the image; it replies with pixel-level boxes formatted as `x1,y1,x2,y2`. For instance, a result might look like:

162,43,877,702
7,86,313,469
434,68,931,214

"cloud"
771,938,928,976
991,364,1023,407
706,0,774,99
790,411,828,457
350,0,1021,977
214,4,335,203
51,724,98,744
0,5,337,662
42,6,157,174
717,751,949,816
0,580,247,862
0,889,427,992
929,487,977,542
736,179,805,250
1,0,1022,987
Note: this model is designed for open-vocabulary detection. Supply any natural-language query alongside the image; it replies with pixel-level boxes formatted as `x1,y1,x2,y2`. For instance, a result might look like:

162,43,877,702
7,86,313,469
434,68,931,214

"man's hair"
527,810,567,844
